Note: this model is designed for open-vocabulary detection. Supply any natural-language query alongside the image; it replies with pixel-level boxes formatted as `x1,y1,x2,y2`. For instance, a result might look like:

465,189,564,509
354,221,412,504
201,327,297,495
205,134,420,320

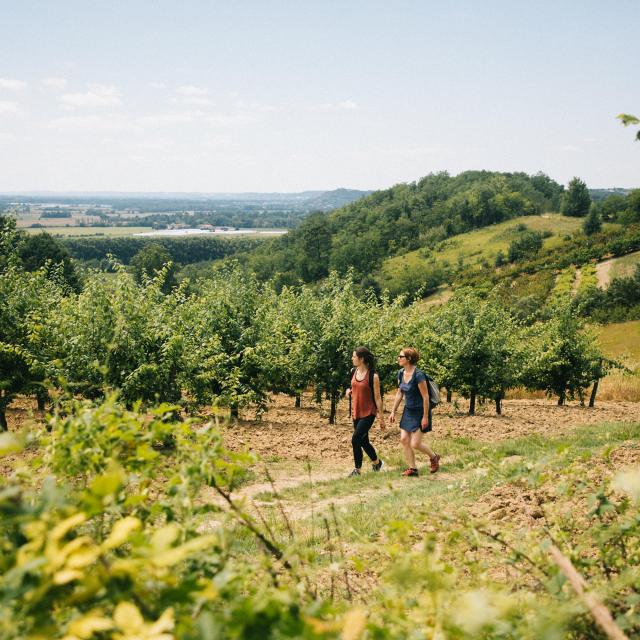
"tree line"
1,213,613,430
241,171,565,289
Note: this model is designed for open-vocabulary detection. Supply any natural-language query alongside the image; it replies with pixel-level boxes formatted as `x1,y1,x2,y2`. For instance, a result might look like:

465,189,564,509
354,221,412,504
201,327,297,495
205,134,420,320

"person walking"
389,347,440,477
345,346,385,477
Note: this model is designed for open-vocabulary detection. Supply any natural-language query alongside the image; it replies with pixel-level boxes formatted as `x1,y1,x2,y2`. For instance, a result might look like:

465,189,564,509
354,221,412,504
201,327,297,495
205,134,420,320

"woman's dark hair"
354,346,376,370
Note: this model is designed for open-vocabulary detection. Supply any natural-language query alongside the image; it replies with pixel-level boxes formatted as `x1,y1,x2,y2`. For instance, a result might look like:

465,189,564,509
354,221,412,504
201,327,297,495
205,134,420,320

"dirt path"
596,257,615,288
199,462,458,532
571,267,582,295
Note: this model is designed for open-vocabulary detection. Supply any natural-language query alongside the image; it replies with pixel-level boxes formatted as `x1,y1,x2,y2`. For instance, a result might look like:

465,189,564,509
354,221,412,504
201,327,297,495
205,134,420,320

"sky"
0,0,638,193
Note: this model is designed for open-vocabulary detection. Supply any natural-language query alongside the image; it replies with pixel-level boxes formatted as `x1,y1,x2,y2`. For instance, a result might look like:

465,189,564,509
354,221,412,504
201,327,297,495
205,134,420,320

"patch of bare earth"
221,395,640,465
474,442,640,527
571,267,582,295
596,256,615,288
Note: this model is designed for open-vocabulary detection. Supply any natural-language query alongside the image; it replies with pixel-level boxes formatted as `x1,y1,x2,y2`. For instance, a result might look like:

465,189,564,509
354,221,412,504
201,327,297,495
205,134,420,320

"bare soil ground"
220,394,640,464
596,256,615,287
5,393,640,523
6,394,640,468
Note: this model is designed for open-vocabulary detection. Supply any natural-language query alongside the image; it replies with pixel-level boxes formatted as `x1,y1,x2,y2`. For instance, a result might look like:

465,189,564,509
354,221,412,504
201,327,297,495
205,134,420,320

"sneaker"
430,454,441,474
348,468,362,477
401,467,419,477
372,460,385,472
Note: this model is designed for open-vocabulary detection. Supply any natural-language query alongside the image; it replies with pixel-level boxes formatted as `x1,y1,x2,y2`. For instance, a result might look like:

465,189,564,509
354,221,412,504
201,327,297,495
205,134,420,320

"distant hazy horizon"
1,1,638,192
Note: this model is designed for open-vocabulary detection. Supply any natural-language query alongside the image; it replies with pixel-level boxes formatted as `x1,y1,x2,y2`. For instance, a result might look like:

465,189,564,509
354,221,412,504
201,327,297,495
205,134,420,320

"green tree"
582,206,602,235
522,303,603,405
171,263,269,416
295,212,332,281
0,214,23,273
17,231,80,291
561,177,591,217
507,230,543,262
419,291,522,414
619,189,640,225
130,243,177,293
43,266,183,404
0,268,62,428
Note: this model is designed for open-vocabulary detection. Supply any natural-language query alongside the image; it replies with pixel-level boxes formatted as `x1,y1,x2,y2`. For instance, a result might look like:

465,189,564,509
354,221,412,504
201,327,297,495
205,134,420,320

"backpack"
397,368,440,408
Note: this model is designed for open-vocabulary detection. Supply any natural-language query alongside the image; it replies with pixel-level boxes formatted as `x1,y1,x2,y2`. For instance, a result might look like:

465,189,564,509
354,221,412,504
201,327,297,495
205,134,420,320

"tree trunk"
469,392,476,416
589,379,600,408
446,389,452,403
36,391,48,411
329,389,338,425
0,408,7,432
495,397,502,415
578,388,585,407
315,385,322,404
230,403,239,419
295,394,301,408
558,390,565,406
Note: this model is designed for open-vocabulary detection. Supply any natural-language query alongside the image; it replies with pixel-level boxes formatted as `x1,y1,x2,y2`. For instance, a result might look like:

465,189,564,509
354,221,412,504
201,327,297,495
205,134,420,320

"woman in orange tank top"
345,346,385,477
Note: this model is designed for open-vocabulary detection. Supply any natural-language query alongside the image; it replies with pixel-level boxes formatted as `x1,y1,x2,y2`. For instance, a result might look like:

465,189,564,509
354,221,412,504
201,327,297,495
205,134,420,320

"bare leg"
400,430,415,468
410,431,436,460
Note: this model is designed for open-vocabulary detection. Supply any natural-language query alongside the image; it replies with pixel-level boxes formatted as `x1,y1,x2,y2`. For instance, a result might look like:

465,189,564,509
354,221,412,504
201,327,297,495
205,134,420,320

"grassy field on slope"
378,214,619,292
595,319,640,365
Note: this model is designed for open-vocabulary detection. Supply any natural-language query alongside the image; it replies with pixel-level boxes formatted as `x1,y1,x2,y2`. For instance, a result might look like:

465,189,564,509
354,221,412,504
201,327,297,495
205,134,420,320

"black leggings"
352,415,378,468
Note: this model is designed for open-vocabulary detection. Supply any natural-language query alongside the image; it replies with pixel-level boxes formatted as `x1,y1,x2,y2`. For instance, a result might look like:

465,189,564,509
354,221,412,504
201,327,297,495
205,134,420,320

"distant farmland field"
23,226,154,237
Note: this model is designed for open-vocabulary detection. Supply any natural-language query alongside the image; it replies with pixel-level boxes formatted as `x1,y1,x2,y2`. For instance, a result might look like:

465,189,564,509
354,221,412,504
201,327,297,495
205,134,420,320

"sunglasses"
398,354,406,358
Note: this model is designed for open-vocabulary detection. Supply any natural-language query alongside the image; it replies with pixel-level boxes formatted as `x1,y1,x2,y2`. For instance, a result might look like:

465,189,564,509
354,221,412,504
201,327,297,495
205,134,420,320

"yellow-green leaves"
63,612,113,639
62,605,174,640
102,516,141,550
0,431,23,456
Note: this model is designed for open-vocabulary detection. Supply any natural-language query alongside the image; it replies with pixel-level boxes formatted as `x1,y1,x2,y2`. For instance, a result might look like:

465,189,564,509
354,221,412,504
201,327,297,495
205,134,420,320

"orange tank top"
351,370,377,419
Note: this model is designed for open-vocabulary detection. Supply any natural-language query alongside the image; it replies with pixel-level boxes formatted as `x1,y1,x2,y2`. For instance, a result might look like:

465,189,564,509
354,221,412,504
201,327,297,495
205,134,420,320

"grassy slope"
596,249,640,287
595,319,640,365
378,214,621,292
380,214,579,282
609,250,640,279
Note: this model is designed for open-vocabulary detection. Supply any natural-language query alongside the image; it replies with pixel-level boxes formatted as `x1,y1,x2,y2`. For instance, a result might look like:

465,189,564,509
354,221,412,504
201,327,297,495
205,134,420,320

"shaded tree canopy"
561,177,591,218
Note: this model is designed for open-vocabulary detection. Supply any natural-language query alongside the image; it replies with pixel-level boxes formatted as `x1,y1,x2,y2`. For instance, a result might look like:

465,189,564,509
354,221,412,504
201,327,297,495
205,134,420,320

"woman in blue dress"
389,347,440,477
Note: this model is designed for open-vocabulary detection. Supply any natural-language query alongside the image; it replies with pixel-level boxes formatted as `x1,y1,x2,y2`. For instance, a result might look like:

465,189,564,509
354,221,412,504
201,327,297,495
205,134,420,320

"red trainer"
402,467,419,477
430,454,441,474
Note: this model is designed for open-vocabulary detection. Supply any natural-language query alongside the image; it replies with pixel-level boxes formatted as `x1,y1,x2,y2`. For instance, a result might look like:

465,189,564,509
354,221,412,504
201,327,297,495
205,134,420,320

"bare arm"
389,387,403,424
418,380,430,430
373,374,385,426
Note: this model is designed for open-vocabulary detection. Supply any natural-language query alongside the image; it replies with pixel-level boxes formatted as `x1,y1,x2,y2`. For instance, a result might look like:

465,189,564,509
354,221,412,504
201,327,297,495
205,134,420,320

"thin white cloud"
203,112,258,126
170,95,215,106
176,85,210,97
0,100,20,115
59,84,122,109
311,99,359,111
42,77,67,90
137,111,201,127
0,78,27,92
48,114,136,132
149,82,167,89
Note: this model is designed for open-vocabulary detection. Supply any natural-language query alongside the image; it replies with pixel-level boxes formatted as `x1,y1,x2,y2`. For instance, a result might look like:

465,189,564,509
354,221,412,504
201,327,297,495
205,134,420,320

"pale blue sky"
0,0,638,192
